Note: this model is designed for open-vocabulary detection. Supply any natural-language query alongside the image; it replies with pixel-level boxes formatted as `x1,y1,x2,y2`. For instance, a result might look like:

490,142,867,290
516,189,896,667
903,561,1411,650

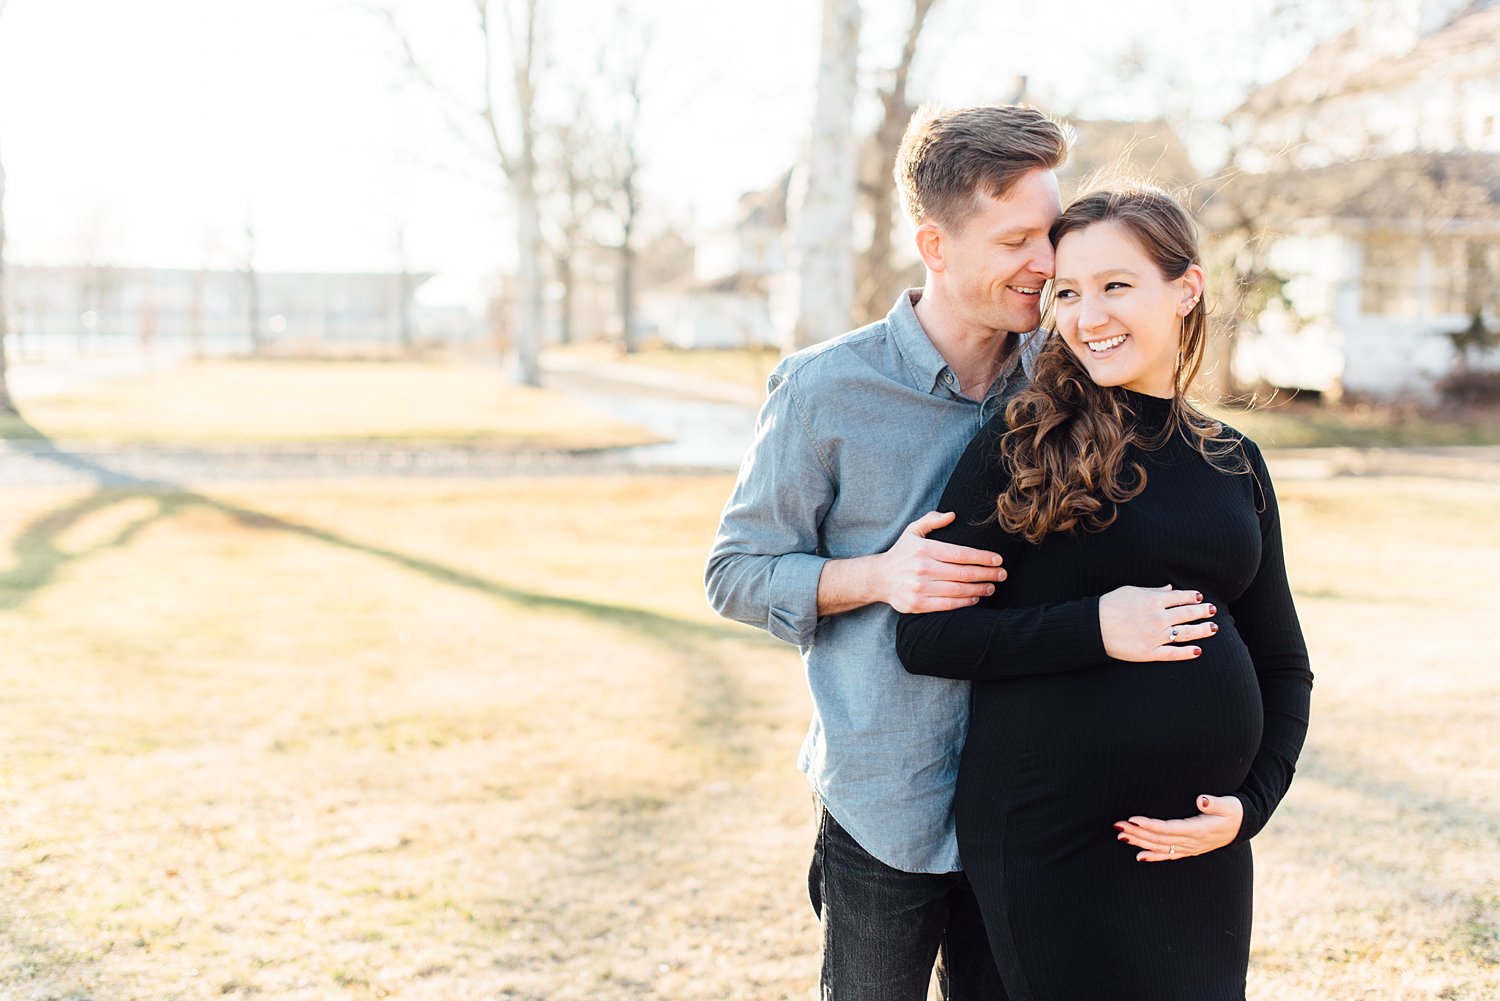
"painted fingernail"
1208,605,1217,615
1118,834,1129,842
1209,623,1219,633
1192,647,1202,657
1112,823,1126,832
1195,592,1203,602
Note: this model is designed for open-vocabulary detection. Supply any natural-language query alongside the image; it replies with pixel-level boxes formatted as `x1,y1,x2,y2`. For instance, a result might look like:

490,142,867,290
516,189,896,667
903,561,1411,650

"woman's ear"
1179,264,1205,316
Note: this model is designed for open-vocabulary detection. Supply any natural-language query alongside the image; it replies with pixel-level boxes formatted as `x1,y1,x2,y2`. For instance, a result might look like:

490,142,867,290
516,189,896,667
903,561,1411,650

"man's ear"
914,222,945,273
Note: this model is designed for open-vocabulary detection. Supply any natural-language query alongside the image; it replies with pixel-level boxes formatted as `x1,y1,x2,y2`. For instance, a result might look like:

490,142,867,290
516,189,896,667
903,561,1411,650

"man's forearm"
816,555,883,616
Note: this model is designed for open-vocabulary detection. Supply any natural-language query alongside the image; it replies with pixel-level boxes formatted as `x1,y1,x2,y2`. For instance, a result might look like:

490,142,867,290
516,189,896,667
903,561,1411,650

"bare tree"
0,0,17,416
856,0,944,320
243,217,262,357
393,222,416,355
371,0,546,386
538,111,606,347
605,17,650,354
0,122,15,418
789,0,862,351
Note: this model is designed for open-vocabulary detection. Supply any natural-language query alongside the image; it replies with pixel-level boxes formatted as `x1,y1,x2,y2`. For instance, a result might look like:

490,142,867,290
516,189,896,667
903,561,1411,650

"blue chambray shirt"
705,290,1039,873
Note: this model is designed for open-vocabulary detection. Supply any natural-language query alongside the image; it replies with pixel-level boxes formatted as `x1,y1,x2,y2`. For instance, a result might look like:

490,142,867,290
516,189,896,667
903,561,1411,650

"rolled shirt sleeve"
705,370,835,648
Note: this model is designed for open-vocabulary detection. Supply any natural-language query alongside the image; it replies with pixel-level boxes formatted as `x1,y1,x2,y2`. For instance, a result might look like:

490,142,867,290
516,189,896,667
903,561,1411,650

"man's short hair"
896,104,1071,231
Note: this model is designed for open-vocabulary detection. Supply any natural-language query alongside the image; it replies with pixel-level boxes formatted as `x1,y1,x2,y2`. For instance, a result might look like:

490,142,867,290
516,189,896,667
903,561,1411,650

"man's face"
936,169,1062,334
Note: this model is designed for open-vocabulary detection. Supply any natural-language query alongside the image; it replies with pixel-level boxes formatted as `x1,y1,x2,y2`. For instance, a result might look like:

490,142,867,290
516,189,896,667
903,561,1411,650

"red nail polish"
1195,592,1203,602
1113,823,1126,832
1209,623,1219,633
1193,647,1202,657
1208,605,1217,615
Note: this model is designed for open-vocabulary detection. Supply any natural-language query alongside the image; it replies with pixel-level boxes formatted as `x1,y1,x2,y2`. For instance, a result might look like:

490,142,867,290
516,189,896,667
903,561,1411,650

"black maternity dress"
895,389,1312,1001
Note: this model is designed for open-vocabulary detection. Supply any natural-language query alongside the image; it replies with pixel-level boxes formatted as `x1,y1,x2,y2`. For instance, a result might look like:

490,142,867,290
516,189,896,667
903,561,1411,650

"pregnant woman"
895,186,1313,1000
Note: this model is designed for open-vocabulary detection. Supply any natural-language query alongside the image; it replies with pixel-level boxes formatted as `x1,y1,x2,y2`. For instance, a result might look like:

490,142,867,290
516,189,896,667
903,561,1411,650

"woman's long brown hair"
996,186,1246,545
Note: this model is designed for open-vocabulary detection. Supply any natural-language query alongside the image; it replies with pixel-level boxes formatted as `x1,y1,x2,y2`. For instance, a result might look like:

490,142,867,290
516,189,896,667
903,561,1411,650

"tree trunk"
506,0,543,387
790,0,862,351
619,240,637,354
0,0,12,415
618,159,639,354
555,249,574,346
514,171,543,386
0,132,16,416
244,222,262,357
858,0,940,320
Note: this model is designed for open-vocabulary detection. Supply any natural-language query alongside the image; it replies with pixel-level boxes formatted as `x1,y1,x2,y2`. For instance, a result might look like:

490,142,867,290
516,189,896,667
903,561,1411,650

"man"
705,105,1201,997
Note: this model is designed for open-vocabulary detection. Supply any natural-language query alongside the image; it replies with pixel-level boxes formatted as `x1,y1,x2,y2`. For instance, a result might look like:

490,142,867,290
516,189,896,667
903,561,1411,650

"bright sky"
0,0,1331,305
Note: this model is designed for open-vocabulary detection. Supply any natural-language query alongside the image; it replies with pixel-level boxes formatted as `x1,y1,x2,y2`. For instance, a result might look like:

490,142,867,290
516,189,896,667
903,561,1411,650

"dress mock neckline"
1117,386,1176,429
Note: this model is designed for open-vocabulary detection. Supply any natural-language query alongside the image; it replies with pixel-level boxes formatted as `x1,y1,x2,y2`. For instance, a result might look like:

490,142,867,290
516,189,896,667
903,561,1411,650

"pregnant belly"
961,627,1263,841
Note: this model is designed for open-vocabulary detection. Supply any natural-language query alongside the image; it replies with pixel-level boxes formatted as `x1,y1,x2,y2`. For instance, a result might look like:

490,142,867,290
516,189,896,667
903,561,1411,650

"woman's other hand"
1113,794,1244,862
1098,584,1216,662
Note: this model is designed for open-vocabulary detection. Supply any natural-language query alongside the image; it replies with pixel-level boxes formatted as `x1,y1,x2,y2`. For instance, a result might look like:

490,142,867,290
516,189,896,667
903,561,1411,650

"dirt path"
3,354,1498,487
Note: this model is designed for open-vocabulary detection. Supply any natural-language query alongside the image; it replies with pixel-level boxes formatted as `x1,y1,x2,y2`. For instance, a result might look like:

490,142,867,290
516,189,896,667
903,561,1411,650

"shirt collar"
889,288,1040,399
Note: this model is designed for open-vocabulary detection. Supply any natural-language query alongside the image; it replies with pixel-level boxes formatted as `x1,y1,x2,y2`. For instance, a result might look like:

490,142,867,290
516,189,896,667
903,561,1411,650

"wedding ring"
1170,627,1179,641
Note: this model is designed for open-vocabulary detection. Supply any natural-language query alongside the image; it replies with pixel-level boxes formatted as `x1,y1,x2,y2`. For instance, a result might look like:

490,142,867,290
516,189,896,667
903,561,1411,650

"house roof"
1341,3,1500,91
736,171,793,231
1207,152,1500,230
1232,2,1500,118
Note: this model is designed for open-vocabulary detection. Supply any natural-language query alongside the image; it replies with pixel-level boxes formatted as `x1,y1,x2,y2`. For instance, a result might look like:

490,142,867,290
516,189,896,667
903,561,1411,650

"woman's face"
1050,221,1202,399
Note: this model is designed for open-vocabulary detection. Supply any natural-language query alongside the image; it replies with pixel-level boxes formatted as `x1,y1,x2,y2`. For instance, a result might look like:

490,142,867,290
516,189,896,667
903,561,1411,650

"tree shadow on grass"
1,424,799,996
0,421,765,649
0,472,774,750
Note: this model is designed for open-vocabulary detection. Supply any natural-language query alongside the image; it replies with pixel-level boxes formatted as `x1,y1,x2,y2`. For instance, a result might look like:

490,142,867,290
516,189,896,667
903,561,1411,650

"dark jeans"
808,801,1008,1000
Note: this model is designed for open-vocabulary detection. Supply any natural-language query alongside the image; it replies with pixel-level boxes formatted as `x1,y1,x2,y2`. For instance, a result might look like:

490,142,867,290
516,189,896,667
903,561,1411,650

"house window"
1430,239,1467,316
1360,235,1420,318
1362,236,1500,319
1430,238,1500,318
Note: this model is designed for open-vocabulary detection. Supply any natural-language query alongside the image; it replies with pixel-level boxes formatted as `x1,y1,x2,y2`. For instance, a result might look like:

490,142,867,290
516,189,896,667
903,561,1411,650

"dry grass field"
0,465,1496,999
0,361,660,450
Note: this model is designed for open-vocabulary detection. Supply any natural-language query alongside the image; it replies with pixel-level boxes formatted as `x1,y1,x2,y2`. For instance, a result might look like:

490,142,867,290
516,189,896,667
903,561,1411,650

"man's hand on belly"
1112,794,1244,862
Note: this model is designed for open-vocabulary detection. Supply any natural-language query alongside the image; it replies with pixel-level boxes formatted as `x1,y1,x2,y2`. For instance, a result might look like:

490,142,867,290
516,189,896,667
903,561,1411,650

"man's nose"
1029,241,1056,281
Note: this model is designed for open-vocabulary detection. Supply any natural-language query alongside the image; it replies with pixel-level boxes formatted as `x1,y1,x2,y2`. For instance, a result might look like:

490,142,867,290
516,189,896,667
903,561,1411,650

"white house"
1224,0,1500,398
644,176,790,350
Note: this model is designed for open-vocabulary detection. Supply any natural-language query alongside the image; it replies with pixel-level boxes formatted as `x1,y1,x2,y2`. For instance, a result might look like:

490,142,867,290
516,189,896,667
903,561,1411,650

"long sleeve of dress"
1227,442,1314,842
895,415,1111,680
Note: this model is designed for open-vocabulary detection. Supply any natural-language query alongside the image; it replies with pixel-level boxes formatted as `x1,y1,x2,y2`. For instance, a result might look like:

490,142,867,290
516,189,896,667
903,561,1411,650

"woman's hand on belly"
1112,794,1244,862
1099,585,1218,662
